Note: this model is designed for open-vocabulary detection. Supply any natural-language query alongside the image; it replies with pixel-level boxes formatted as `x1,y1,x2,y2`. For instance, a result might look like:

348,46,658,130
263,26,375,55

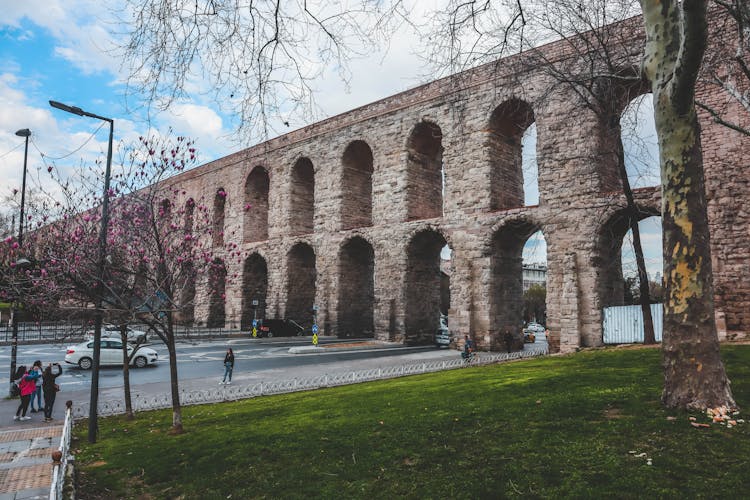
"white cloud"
163,104,239,163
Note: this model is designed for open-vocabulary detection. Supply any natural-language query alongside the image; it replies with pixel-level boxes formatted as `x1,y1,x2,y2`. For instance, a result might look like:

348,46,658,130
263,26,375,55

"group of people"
12,360,62,422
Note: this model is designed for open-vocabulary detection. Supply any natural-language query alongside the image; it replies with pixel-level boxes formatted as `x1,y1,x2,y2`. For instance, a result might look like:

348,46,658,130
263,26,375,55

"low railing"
50,401,74,500
70,346,548,419
0,321,245,344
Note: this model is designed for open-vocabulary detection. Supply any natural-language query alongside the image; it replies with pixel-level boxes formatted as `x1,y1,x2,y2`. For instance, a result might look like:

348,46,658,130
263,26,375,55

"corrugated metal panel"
603,303,663,344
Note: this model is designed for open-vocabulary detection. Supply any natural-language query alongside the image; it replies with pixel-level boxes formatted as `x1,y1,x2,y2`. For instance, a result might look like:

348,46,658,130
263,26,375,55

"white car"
65,338,158,369
85,324,148,343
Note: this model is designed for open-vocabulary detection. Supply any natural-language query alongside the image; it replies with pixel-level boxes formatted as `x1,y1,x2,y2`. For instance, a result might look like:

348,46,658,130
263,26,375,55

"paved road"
1,337,443,393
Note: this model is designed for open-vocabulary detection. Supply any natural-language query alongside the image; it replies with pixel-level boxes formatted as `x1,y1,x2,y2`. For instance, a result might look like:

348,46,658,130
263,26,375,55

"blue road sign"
311,324,319,334
252,319,258,327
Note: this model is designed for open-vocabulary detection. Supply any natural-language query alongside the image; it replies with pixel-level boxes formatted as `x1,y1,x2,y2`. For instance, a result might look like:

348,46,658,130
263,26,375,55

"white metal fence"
603,303,663,344
70,346,549,419
50,402,73,500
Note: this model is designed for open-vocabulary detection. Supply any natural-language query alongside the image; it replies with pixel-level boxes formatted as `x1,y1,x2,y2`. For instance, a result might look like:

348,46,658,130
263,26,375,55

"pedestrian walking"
30,360,43,413
221,348,235,385
42,363,63,422
13,366,38,421
461,335,475,361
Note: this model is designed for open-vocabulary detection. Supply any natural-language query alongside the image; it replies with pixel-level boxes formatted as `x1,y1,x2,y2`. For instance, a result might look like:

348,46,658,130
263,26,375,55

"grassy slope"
75,346,750,499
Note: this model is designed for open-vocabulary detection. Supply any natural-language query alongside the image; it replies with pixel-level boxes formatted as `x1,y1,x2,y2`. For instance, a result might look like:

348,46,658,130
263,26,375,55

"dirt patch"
604,407,624,419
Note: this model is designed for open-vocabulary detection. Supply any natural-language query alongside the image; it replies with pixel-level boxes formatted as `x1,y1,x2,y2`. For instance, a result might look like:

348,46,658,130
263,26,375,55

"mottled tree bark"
640,0,736,409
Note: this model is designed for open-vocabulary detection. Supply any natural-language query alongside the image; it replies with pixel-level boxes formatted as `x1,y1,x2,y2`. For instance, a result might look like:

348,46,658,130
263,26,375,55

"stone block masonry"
163,12,750,353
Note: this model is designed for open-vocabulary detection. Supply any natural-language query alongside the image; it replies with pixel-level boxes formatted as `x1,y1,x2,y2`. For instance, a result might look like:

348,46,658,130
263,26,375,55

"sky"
0,0,661,278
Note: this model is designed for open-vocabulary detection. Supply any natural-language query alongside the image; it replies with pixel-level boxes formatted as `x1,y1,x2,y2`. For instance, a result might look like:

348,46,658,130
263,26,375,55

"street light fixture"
9,129,31,397
49,100,114,444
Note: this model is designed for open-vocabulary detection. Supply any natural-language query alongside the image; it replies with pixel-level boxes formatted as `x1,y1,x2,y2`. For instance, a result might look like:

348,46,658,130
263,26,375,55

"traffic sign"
252,327,257,338
252,319,258,327
312,333,318,345
311,324,319,334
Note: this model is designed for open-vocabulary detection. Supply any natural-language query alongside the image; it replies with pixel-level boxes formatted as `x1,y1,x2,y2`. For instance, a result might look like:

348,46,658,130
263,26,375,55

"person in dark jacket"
221,348,235,385
42,363,63,422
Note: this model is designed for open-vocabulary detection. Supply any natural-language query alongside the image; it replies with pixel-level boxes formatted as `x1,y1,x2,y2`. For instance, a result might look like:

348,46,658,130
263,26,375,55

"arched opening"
522,124,539,206
406,121,443,221
178,262,196,325
620,93,660,188
286,243,316,329
160,199,171,217
184,198,194,234
290,157,315,235
490,221,547,350
596,208,661,308
341,141,374,230
241,253,268,329
337,237,375,338
487,99,536,211
620,216,663,305
405,229,450,344
244,167,270,242
213,188,226,247
207,258,226,328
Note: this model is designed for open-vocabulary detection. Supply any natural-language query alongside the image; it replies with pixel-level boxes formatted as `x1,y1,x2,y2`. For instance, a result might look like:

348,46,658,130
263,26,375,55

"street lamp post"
9,129,31,396
49,101,113,444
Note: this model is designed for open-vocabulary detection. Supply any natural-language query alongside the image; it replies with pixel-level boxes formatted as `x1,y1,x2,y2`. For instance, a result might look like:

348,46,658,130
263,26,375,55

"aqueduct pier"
165,13,749,353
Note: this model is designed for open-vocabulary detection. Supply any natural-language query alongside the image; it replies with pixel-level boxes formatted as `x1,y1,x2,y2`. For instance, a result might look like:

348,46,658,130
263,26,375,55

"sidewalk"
0,419,62,499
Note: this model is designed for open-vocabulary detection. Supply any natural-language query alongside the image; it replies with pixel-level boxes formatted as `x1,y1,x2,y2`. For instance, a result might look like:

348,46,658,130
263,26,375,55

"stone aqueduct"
162,16,749,354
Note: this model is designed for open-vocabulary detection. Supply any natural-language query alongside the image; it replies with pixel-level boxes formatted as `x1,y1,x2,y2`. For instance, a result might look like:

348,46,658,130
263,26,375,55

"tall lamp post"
49,100,113,444
9,129,31,396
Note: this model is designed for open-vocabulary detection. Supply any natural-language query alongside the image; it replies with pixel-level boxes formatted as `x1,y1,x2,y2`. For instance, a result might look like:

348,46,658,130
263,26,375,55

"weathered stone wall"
165,11,749,352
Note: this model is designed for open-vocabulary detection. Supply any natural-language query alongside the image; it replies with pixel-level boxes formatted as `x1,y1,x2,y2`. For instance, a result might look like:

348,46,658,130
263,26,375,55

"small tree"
9,132,239,434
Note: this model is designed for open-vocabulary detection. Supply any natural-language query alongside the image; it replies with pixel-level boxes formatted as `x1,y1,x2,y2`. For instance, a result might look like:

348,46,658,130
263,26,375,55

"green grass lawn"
74,346,750,499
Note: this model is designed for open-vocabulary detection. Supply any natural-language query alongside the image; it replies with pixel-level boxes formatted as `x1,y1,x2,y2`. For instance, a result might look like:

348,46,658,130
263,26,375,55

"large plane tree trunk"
640,0,736,410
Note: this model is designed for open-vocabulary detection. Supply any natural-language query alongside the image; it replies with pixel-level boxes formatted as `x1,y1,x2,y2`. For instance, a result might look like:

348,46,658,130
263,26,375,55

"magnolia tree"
3,133,242,433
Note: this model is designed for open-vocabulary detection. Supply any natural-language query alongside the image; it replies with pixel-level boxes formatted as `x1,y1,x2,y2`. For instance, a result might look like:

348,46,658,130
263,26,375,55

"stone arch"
286,242,316,329
595,205,661,308
341,140,374,230
213,188,226,247
489,218,546,349
406,120,443,221
337,236,375,338
184,198,194,233
595,73,655,193
241,253,269,329
620,94,660,189
244,166,270,242
289,157,315,235
207,258,226,328
487,99,535,211
405,228,449,344
177,261,196,325
160,198,171,217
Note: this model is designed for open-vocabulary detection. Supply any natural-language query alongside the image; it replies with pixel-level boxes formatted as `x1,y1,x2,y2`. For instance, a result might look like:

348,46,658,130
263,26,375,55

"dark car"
252,319,305,337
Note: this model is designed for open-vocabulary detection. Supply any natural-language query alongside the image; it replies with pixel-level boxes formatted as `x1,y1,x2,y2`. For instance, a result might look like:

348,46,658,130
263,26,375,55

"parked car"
86,324,148,343
526,322,545,333
253,319,305,337
523,322,544,343
65,338,158,369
